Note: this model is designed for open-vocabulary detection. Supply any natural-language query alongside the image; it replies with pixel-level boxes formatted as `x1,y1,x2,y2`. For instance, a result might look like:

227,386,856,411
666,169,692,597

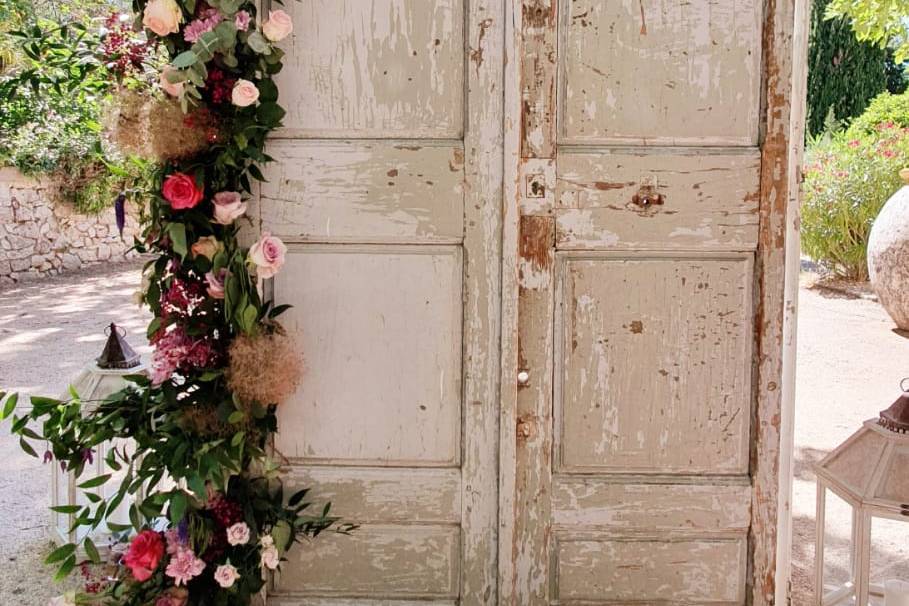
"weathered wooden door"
498,1,804,605
259,0,804,604
257,1,503,604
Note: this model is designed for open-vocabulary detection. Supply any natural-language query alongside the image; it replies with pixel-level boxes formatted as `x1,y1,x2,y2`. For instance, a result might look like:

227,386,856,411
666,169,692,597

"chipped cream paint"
274,0,464,139
263,0,503,603
500,0,803,605
264,0,804,602
559,0,763,146
260,141,464,244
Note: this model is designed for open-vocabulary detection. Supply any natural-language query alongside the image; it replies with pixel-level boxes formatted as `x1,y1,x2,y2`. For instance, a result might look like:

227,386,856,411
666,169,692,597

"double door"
256,1,805,604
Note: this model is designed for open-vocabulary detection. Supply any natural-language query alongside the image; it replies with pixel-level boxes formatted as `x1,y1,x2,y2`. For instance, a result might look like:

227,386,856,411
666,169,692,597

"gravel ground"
1,263,907,605
0,261,151,606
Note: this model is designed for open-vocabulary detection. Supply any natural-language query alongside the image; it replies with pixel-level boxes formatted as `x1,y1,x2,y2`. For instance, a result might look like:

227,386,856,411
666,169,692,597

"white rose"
261,9,293,42
231,79,260,107
212,191,247,225
159,65,183,97
142,0,183,37
261,544,280,570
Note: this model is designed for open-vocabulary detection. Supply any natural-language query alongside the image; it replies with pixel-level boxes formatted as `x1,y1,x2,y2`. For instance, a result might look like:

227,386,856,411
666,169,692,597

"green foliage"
848,89,909,133
0,17,154,214
801,121,909,279
807,0,891,137
826,0,909,63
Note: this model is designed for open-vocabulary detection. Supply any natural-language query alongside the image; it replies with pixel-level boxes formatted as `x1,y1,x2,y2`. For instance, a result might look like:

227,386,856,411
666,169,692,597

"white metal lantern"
814,382,909,606
51,323,145,545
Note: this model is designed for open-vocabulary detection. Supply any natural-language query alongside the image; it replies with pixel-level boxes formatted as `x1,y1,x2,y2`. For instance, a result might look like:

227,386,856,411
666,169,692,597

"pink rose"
262,9,293,42
162,173,203,210
214,563,241,588
212,191,247,225
191,236,222,260
248,233,287,279
231,79,259,107
142,0,183,37
123,530,165,582
234,10,251,32
159,65,183,97
205,268,227,299
226,522,250,546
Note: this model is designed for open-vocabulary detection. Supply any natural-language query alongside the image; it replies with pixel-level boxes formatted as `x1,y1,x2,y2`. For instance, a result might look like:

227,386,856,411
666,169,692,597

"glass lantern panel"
821,488,858,604
868,514,909,606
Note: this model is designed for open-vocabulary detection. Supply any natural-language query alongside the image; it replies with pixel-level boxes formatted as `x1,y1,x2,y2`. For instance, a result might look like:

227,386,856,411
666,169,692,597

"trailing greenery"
807,0,895,137
802,118,909,280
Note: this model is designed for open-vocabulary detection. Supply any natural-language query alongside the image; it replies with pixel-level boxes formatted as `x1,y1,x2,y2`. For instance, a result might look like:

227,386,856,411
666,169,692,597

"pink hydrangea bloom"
183,9,222,43
165,548,206,586
150,325,221,385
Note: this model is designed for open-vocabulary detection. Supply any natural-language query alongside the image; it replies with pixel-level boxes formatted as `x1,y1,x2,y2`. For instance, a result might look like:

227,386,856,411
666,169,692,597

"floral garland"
2,1,353,605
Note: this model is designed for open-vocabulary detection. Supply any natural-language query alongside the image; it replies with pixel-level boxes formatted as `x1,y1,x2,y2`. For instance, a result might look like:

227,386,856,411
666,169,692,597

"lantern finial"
96,323,141,370
878,378,909,434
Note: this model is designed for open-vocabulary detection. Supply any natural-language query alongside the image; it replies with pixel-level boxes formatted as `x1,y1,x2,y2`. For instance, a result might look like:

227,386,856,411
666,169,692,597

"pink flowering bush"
802,120,909,279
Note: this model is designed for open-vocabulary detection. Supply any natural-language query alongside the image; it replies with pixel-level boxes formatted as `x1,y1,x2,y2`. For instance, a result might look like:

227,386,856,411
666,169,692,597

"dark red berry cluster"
101,12,151,76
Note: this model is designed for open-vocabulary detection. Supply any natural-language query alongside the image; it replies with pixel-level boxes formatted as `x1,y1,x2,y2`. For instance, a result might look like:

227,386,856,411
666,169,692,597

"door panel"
502,0,800,604
277,0,464,138
262,0,503,603
554,253,754,475
559,0,763,146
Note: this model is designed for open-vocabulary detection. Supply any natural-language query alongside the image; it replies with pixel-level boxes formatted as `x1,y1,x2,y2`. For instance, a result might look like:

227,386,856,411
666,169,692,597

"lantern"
51,323,145,544
814,381,909,606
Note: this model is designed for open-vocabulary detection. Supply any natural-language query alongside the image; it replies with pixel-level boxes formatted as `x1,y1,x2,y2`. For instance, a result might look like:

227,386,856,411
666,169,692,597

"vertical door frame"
499,1,809,605
462,0,506,603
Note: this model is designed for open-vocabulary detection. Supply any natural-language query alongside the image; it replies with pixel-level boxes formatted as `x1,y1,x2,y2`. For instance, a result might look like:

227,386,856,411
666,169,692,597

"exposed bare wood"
520,0,557,157
752,0,801,603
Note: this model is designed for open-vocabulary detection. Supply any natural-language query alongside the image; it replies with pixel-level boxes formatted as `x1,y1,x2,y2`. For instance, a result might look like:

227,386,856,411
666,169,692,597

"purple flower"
81,448,95,465
43,450,53,464
234,10,251,31
183,10,222,43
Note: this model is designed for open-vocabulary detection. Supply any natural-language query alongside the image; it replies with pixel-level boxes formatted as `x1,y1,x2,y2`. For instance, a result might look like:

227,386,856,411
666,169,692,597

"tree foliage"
827,0,909,62
807,0,892,137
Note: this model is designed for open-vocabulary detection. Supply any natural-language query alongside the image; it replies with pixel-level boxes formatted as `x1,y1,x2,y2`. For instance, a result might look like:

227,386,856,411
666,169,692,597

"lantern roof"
815,415,909,515
96,323,141,370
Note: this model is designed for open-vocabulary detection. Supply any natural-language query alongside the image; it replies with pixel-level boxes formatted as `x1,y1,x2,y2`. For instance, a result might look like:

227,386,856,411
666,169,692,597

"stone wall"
0,168,142,287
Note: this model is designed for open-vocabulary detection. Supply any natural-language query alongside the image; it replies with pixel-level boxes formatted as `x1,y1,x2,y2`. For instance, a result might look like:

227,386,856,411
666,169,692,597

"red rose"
162,173,204,210
123,530,165,582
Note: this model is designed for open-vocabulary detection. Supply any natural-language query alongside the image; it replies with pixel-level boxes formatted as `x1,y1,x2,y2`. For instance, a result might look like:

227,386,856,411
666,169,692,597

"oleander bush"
802,118,909,280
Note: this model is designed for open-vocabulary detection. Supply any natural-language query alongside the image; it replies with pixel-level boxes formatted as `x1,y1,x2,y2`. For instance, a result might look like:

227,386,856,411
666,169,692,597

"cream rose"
248,233,286,279
142,0,183,37
262,10,293,42
214,564,240,589
212,191,247,225
159,65,183,97
231,79,260,107
261,544,280,570
191,236,222,260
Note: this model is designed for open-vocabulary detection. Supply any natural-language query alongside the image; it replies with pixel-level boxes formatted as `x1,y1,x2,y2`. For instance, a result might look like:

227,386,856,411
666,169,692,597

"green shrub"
0,16,155,214
802,123,909,280
848,90,909,134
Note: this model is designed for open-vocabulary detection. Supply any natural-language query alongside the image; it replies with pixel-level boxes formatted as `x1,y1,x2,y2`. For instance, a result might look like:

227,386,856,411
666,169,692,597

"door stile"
752,0,806,604
461,0,506,603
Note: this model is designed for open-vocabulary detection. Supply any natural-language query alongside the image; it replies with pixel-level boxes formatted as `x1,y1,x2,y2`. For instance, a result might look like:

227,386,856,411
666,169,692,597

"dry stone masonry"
0,168,141,287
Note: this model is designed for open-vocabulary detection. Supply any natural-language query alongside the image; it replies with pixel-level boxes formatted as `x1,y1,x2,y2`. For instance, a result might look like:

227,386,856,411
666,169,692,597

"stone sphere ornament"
868,168,909,330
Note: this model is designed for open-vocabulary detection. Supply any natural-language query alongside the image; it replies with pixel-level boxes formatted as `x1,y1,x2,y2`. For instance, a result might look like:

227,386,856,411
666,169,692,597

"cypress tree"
807,0,890,137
